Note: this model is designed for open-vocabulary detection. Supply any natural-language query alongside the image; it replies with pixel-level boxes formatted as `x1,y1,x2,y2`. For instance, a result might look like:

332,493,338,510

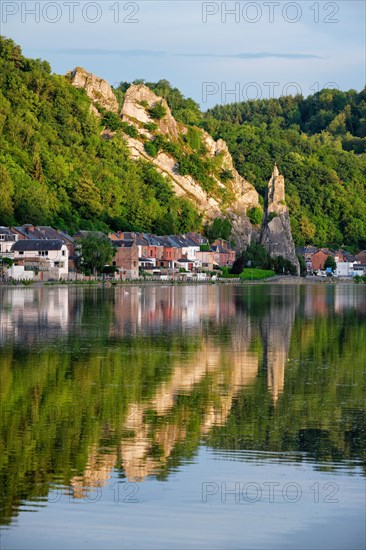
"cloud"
44,49,167,57
181,52,324,60
41,49,323,60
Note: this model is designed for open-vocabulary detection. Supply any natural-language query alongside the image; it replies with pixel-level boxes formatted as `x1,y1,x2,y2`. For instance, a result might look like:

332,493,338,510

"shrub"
144,141,158,157
148,102,167,120
102,111,121,131
120,122,138,138
184,126,203,152
220,168,234,182
247,207,263,225
144,122,158,132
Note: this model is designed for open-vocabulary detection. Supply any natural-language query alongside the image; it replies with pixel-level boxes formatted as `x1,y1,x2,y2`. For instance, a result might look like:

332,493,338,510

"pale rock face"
121,84,180,139
123,134,223,218
120,84,260,243
68,67,119,114
261,165,300,274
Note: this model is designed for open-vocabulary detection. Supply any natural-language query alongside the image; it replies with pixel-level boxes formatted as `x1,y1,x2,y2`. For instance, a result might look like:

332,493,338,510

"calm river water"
0,283,365,549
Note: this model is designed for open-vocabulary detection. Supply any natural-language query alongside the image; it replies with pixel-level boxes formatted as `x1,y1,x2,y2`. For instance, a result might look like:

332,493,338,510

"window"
62,250,65,256
19,251,24,255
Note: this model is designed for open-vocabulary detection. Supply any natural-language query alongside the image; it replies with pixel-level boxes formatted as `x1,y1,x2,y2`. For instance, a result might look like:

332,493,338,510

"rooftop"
12,239,65,252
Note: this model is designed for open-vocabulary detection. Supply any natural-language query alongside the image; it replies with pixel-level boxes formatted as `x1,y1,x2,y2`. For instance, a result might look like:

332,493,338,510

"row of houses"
296,246,366,277
107,231,235,278
0,225,236,280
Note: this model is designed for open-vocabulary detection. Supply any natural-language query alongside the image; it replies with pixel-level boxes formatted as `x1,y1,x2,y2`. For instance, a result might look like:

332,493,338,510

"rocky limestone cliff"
68,67,119,115
261,165,300,274
68,69,260,247
68,68,298,255
121,84,260,248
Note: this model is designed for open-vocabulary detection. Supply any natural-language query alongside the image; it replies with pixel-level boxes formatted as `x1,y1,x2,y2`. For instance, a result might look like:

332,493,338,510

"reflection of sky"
2,448,365,549
2,1,365,108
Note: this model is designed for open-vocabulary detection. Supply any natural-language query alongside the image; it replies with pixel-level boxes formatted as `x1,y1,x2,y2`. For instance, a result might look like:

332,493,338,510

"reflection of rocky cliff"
260,286,300,403
70,330,261,491
261,165,300,275
70,287,300,491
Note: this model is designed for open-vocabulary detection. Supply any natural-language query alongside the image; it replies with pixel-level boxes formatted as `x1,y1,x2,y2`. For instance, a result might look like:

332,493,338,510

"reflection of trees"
0,284,365,526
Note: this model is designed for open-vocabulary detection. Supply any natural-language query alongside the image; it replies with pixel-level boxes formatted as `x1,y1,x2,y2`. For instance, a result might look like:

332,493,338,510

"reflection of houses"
304,285,366,317
0,287,70,344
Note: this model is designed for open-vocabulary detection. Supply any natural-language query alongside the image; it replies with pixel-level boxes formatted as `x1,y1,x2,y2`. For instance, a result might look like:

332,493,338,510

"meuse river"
1,283,365,549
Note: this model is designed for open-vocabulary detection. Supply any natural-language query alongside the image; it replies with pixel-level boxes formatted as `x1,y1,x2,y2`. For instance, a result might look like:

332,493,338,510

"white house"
335,261,361,278
11,239,69,279
0,227,17,256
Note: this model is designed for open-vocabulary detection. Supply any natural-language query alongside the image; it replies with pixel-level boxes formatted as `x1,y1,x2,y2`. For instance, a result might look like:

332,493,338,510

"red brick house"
112,241,139,279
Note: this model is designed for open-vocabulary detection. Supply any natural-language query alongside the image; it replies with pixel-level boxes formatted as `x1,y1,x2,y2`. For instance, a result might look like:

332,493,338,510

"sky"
1,0,365,109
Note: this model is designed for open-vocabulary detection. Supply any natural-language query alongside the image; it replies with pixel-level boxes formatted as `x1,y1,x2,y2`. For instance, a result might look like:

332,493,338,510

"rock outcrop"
261,164,300,274
68,67,119,114
120,84,260,247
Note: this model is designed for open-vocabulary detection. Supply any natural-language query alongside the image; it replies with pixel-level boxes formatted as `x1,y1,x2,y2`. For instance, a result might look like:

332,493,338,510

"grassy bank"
239,269,276,280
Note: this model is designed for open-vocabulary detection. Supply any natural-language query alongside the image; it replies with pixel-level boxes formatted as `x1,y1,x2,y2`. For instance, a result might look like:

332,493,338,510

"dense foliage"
231,243,297,275
0,37,201,234
79,233,115,274
204,90,366,249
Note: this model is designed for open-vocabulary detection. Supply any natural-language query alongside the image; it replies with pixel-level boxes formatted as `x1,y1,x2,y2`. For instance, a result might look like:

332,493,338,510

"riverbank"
0,276,362,289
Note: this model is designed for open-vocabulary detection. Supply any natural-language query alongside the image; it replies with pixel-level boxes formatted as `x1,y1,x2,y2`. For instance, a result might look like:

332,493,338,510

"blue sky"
2,0,365,108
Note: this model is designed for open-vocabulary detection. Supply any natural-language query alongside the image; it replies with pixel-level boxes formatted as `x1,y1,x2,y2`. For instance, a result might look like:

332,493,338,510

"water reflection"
0,284,365,526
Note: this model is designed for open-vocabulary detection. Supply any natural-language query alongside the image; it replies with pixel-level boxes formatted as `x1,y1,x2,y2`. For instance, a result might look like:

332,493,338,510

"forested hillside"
1,36,365,249
0,37,201,234
203,91,366,248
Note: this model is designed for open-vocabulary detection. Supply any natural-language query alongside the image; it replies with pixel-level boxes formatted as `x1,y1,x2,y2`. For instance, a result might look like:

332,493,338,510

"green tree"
324,255,337,271
79,233,115,275
204,218,232,242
